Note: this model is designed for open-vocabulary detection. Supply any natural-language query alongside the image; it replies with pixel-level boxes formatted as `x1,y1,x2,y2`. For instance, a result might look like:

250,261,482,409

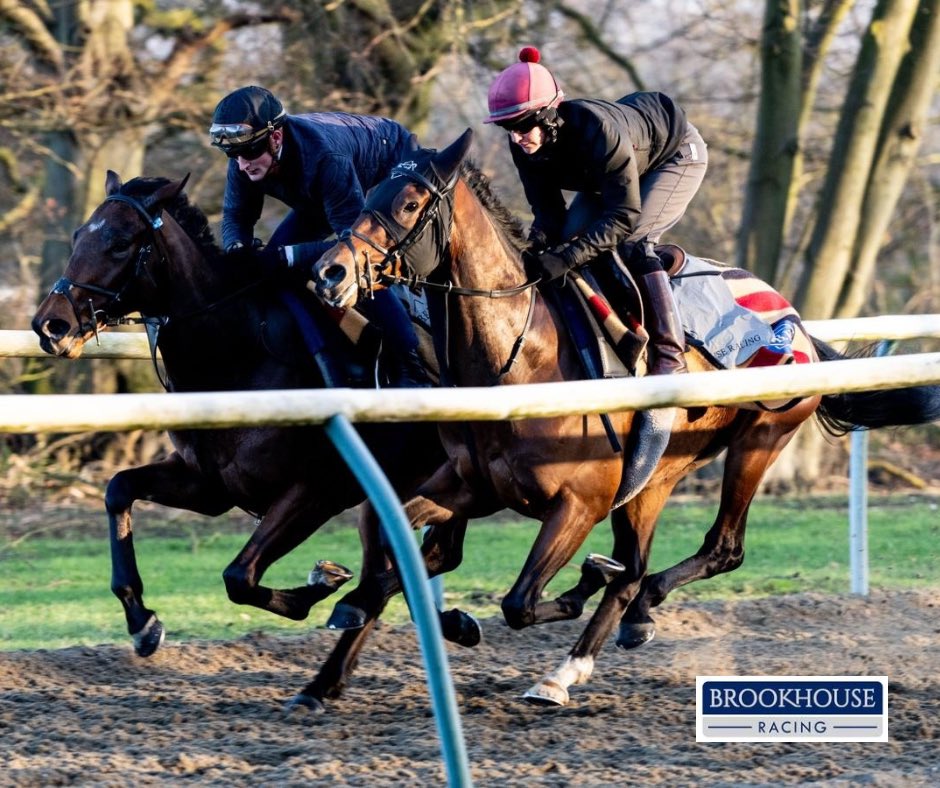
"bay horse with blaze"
310,129,940,706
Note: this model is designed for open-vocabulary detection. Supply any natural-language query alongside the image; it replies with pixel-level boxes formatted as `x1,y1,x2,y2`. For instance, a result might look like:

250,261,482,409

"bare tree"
793,0,925,318
836,0,940,317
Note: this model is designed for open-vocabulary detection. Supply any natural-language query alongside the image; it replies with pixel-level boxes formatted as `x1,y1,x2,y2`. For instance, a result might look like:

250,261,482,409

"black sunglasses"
497,114,541,134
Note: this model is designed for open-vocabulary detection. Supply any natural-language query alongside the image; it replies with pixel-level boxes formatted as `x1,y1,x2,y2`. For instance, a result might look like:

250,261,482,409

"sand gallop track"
1,590,938,786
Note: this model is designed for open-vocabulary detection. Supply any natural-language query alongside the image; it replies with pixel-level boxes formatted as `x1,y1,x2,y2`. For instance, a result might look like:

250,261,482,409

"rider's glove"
538,248,573,282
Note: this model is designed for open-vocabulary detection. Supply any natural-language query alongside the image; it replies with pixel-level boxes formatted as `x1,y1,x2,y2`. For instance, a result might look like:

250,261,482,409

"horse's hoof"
308,560,354,590
284,693,326,715
616,620,656,650
523,679,569,706
326,602,367,630
439,608,482,648
132,615,165,658
584,553,626,584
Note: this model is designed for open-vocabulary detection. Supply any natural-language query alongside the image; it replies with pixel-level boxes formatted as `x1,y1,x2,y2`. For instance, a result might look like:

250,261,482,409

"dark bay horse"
311,129,940,706
31,172,478,705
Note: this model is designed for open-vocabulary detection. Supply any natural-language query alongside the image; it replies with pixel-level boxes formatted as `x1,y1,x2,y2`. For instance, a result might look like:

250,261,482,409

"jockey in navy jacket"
219,111,417,256
209,86,426,387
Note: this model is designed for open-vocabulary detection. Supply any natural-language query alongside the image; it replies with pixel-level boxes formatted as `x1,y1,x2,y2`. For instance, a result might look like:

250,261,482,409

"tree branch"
0,0,64,71
556,2,646,91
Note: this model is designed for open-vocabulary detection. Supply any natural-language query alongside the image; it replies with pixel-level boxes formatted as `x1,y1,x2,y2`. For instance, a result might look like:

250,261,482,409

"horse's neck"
152,218,258,322
154,220,270,386
443,184,562,385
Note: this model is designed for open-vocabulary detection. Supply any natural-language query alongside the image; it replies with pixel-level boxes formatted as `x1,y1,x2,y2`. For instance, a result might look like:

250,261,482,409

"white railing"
1,351,939,432
5,314,940,361
3,319,939,599
4,317,939,781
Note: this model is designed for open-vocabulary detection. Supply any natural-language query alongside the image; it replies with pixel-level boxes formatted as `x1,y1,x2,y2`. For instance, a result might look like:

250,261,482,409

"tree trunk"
736,0,802,283
775,0,857,295
795,0,921,319
835,0,940,317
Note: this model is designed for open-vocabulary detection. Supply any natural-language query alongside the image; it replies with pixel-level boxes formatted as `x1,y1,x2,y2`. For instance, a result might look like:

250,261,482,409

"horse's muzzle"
32,312,89,359
313,263,359,309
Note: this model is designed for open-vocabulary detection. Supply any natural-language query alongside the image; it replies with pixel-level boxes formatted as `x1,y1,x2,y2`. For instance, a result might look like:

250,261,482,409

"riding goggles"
209,123,271,159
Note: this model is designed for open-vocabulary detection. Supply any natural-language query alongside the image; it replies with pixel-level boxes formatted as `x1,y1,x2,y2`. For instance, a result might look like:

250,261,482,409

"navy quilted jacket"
221,112,417,255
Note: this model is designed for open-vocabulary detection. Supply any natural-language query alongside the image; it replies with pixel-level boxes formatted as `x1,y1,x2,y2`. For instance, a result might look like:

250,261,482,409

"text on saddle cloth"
670,253,805,371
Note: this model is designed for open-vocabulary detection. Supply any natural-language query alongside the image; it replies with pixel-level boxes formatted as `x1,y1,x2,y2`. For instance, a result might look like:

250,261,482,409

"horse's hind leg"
106,453,233,656
619,407,812,649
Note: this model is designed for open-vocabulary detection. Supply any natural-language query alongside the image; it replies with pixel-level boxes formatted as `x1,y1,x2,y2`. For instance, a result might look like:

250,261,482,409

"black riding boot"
640,269,688,375
382,344,431,388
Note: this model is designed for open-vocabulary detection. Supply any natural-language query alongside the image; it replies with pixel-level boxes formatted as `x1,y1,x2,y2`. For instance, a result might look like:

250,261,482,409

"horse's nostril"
42,318,71,341
324,264,346,284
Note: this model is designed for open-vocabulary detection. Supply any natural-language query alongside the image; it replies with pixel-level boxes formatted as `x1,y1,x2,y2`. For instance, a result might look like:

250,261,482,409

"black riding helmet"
209,86,286,159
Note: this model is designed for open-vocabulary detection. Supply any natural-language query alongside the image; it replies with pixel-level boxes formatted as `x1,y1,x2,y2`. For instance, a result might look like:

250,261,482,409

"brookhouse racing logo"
696,676,888,742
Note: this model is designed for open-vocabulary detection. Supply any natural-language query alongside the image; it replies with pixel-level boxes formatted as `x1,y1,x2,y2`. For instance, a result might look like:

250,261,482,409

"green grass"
2,497,938,651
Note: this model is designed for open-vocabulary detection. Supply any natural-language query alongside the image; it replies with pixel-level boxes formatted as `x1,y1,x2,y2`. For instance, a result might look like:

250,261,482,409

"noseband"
344,161,542,383
339,164,456,297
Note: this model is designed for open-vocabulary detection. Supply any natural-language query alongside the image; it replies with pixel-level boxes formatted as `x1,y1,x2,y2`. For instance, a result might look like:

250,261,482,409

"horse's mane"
119,177,222,262
461,160,527,254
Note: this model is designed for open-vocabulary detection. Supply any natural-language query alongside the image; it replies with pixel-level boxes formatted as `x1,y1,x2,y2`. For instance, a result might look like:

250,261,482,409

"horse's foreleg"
328,466,482,646
295,519,481,714
619,415,805,649
543,552,628,622
287,619,381,715
500,493,600,629
222,486,351,621
524,504,658,705
106,454,233,657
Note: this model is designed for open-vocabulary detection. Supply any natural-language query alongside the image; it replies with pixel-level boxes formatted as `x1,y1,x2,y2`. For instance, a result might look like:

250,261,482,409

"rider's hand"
538,249,571,282
255,243,287,276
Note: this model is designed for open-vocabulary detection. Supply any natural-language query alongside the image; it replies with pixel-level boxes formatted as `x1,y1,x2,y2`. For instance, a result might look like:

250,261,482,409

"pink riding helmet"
484,46,564,125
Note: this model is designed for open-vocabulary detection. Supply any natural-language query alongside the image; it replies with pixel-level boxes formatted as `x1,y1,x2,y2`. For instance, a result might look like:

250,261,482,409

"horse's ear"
105,170,122,196
144,173,190,211
433,128,473,186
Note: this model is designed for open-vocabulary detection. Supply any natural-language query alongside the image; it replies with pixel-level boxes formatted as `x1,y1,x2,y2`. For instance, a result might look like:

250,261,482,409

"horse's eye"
405,201,420,213
111,241,133,255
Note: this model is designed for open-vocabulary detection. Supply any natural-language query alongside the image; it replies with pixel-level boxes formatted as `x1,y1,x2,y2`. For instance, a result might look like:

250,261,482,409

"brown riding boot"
640,270,688,375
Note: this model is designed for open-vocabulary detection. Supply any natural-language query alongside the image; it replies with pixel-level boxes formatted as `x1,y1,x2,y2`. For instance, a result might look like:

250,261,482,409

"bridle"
342,160,543,382
47,189,259,390
49,192,170,349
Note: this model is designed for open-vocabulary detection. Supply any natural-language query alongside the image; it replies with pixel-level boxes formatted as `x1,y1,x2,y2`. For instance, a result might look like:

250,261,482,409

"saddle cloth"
568,250,813,376
671,253,812,370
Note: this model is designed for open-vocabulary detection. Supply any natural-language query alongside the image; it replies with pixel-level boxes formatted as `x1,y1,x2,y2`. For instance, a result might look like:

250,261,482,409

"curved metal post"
324,414,472,787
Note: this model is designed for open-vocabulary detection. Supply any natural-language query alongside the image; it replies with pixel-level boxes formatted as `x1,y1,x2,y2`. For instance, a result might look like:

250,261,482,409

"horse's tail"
811,336,940,435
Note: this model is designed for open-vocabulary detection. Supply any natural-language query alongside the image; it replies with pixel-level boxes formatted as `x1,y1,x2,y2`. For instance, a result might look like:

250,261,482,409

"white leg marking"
523,655,595,706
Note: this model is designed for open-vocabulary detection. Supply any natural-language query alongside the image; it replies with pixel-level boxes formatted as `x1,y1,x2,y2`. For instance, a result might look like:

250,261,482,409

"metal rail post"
848,340,895,596
324,415,472,788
